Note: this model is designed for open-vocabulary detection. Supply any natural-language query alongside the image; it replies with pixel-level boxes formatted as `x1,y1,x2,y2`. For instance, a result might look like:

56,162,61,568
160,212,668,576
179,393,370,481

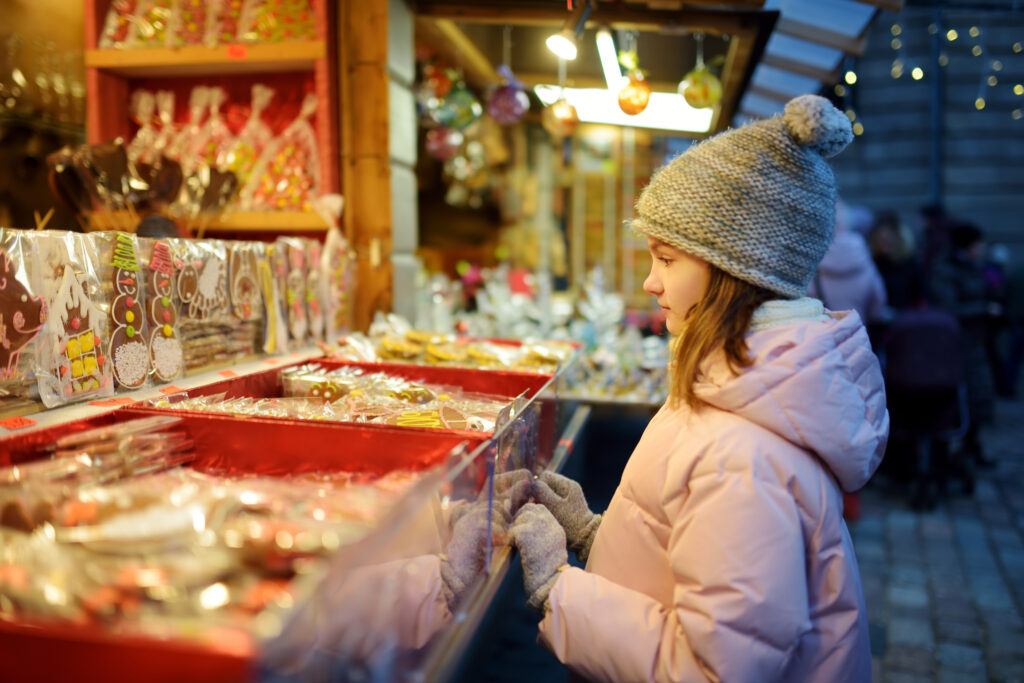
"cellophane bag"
170,238,259,372
127,90,159,166
213,0,246,43
227,240,266,353
137,236,185,383
34,231,115,407
172,0,216,47
313,194,349,342
275,237,308,344
239,93,319,212
91,231,152,392
0,229,48,412
237,0,316,43
260,241,289,354
152,90,178,159
126,0,181,48
223,83,275,194
99,0,141,48
166,85,209,173
190,86,234,171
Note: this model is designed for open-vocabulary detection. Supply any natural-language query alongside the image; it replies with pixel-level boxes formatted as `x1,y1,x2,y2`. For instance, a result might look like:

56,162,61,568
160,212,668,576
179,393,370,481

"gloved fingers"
511,502,563,537
538,470,579,499
494,468,531,495
448,498,486,527
504,476,533,516
531,478,569,510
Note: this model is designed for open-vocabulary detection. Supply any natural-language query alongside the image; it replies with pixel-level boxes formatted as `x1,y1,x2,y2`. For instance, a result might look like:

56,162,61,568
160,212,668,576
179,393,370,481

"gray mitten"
494,468,532,518
532,470,602,563
440,502,504,611
511,503,568,614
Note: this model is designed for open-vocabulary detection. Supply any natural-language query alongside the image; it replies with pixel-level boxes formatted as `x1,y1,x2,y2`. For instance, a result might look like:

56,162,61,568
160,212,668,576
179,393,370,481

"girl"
511,95,889,682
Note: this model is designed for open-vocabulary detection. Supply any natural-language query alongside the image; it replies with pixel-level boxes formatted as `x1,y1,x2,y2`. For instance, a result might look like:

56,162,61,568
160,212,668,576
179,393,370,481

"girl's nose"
643,268,661,296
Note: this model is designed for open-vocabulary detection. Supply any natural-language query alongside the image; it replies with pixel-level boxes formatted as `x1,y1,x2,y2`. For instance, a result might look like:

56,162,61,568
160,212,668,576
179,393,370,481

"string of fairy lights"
830,13,1024,134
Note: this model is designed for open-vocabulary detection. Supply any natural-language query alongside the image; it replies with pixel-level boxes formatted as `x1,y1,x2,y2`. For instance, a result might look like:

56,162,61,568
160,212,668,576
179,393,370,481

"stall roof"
415,0,902,133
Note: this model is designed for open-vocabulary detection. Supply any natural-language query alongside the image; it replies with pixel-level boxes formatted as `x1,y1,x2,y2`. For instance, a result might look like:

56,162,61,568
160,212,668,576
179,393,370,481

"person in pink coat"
511,95,890,683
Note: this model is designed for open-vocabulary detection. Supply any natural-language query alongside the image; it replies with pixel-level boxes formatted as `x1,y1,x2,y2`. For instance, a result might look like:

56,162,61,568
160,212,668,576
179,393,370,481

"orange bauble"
618,73,652,115
678,65,722,109
542,98,579,137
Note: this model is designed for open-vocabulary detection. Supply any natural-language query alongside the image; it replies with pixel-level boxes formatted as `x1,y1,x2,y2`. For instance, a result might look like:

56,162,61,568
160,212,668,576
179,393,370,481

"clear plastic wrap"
275,237,308,344
303,238,324,343
190,86,234,171
126,90,159,166
172,0,216,47
239,93,319,212
99,0,142,48
223,84,275,193
166,86,209,172
128,0,180,48
258,241,288,354
152,90,178,159
237,0,317,43
137,237,185,383
91,232,152,391
0,229,48,410
34,231,115,407
313,194,349,342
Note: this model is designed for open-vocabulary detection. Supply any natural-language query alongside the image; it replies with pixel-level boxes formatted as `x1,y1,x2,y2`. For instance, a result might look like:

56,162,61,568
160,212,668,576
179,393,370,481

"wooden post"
338,0,393,332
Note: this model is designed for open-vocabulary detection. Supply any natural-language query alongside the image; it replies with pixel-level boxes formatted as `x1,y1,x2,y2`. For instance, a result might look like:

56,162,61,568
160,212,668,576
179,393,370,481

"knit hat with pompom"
632,94,853,298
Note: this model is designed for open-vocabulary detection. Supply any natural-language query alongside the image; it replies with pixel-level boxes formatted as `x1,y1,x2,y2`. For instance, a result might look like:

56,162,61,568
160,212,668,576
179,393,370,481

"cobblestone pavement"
852,395,1024,683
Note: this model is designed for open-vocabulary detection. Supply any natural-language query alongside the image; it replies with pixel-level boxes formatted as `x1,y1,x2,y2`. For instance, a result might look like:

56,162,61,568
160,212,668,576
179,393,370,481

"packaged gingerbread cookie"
275,237,308,344
227,239,265,358
137,237,184,383
0,229,49,413
34,231,115,407
259,241,289,354
90,232,152,391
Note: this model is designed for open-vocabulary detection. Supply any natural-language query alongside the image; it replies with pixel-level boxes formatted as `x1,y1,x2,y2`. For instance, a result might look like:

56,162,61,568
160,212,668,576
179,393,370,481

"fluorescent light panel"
595,28,627,90
534,85,714,133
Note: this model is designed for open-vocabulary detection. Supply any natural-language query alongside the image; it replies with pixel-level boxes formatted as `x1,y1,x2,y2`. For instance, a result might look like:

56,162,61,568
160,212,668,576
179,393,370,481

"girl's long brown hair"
669,265,777,410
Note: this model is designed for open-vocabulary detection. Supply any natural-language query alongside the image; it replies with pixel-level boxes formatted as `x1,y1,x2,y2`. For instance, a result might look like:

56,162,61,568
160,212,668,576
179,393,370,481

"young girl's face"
643,237,711,336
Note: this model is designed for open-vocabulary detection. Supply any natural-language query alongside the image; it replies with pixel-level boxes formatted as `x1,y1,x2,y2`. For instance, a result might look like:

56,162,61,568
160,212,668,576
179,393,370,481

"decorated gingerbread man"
0,249,47,380
108,233,149,389
147,240,184,382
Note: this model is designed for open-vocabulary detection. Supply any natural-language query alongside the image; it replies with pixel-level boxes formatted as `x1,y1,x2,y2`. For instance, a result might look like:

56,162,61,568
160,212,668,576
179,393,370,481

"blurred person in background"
807,198,889,349
928,222,999,467
869,209,925,312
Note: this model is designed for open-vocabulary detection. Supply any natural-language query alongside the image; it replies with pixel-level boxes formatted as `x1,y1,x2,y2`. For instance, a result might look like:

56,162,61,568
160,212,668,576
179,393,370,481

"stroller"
882,308,973,509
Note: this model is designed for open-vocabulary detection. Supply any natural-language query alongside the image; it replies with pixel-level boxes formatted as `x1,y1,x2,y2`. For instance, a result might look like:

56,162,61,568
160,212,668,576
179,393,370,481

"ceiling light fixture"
534,84,713,134
595,26,626,90
546,0,594,61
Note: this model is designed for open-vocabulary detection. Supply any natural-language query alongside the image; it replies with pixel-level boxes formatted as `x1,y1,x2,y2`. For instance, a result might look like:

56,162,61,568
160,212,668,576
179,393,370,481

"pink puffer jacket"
539,303,888,682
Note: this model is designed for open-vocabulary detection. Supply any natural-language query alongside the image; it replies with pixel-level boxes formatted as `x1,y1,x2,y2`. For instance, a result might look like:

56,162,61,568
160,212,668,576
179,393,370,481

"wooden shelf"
85,41,326,77
87,210,328,233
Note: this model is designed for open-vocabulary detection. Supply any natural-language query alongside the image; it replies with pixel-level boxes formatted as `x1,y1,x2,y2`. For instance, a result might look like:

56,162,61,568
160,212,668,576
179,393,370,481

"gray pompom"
783,94,853,158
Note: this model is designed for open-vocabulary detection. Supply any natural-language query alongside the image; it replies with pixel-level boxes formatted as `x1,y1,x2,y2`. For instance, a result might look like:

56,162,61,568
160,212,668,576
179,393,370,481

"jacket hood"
816,231,876,278
694,303,888,491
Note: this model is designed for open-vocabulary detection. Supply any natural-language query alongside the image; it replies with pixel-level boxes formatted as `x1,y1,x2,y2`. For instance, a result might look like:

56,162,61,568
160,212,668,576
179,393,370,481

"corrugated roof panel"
775,0,875,36
764,33,844,71
751,63,821,93
740,92,786,118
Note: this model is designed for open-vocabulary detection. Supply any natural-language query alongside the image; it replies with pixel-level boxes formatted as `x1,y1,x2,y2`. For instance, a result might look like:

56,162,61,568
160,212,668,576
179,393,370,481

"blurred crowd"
809,199,1023,508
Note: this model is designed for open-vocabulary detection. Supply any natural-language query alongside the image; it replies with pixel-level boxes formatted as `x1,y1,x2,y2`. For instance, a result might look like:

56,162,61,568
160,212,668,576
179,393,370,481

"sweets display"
0,227,351,415
147,363,511,433
0,416,425,649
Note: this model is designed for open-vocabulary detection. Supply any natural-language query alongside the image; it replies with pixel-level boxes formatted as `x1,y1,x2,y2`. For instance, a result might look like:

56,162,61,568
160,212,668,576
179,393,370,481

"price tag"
159,385,185,395
109,397,138,406
0,416,38,431
218,369,239,378
226,44,248,60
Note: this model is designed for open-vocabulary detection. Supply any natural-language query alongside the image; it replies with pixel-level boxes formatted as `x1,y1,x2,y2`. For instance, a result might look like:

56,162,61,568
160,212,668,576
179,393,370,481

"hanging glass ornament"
618,72,651,115
424,64,454,99
616,41,651,115
542,98,579,138
678,33,722,109
487,64,530,125
425,126,464,161
436,83,483,131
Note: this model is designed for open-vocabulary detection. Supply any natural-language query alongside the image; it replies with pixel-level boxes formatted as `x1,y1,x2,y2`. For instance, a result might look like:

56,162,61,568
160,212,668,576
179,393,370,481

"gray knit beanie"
632,94,853,298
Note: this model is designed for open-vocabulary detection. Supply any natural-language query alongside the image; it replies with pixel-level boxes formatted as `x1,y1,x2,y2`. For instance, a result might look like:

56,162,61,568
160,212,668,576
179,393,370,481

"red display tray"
0,409,488,682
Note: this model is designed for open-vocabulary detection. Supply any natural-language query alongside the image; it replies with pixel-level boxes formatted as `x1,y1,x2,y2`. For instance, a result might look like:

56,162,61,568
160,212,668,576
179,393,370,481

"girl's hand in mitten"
440,502,505,611
511,503,568,614
532,471,602,562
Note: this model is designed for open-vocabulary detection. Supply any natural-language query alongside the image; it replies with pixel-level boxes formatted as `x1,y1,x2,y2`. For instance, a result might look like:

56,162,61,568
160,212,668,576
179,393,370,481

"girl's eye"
659,257,672,266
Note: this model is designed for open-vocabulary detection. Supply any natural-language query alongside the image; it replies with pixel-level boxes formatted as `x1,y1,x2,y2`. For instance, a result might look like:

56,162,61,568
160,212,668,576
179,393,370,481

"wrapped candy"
173,0,215,46
128,0,179,47
313,194,350,341
222,84,275,190
190,86,234,170
166,86,209,172
237,0,316,43
239,93,320,212
127,90,159,166
215,0,247,43
99,0,140,48
152,90,178,158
